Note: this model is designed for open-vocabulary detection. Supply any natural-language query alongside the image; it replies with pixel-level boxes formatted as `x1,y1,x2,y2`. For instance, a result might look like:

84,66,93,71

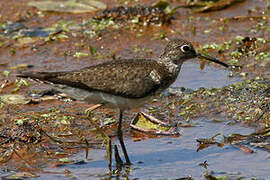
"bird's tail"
17,71,61,81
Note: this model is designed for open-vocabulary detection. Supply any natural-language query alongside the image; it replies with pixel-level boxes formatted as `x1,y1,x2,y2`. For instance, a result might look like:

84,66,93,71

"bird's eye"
180,45,191,53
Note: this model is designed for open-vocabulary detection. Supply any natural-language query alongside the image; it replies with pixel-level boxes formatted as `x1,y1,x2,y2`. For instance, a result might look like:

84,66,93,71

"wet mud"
0,0,269,179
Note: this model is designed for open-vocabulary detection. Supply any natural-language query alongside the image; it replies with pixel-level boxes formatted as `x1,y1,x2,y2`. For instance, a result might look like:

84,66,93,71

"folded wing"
18,59,169,99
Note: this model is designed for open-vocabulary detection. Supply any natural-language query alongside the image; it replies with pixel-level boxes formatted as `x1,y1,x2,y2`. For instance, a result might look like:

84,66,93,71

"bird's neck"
157,56,182,76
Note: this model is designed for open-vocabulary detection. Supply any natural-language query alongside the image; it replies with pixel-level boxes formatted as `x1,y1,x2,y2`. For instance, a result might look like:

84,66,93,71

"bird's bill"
196,53,229,68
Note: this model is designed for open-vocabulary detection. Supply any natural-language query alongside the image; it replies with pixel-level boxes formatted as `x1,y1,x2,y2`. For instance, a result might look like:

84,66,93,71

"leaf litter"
185,0,246,12
28,0,106,13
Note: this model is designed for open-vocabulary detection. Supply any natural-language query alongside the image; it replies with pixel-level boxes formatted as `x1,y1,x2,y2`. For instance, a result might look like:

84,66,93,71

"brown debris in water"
0,121,42,145
196,127,270,154
11,121,42,144
94,5,170,25
185,0,245,12
237,37,258,55
0,121,44,168
196,133,224,151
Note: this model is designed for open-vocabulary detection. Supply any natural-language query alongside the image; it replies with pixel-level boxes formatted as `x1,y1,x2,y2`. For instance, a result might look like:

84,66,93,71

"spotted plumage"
18,39,199,103
18,39,230,165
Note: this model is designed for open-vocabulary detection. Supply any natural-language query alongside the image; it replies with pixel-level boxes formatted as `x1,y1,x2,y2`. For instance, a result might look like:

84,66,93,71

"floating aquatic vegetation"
4,121,42,144
150,78,269,130
196,133,224,151
199,36,270,68
0,108,101,170
237,37,258,55
94,6,168,25
0,121,42,167
197,127,270,154
94,0,180,25
204,170,244,180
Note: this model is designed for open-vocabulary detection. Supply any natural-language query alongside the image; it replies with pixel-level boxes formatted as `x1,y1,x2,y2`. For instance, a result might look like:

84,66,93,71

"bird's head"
160,39,197,65
160,39,230,68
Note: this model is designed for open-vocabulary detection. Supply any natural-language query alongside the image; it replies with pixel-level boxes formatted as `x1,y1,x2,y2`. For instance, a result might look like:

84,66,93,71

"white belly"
53,84,152,110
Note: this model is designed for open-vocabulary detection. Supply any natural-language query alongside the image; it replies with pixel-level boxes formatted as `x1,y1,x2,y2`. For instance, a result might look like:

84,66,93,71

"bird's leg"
117,110,131,165
114,145,123,168
85,104,112,171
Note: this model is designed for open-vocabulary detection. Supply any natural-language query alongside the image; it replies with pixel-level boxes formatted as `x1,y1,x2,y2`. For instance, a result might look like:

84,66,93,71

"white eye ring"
180,45,191,52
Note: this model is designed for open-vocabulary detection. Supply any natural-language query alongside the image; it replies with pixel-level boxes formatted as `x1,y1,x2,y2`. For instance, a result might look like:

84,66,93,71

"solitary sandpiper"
18,39,231,167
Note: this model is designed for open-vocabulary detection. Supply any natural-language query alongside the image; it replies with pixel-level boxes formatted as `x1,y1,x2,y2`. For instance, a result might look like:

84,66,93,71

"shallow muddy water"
16,65,263,179
36,119,270,179
174,62,241,89
0,0,269,179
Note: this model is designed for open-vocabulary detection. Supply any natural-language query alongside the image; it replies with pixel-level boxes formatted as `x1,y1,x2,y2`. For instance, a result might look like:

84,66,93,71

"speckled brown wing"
19,59,173,99
56,59,172,98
